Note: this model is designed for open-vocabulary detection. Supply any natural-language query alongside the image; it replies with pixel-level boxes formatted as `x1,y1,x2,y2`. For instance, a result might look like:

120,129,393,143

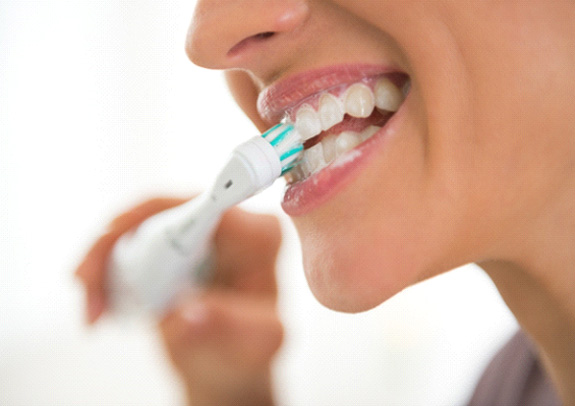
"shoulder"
467,330,561,406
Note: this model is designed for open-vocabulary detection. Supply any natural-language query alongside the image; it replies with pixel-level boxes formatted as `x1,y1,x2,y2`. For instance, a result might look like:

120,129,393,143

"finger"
84,284,106,324
75,231,116,323
160,291,283,371
215,209,282,294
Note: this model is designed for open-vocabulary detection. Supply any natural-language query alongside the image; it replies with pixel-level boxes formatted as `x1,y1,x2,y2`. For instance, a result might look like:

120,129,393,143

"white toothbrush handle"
107,135,284,316
108,196,221,315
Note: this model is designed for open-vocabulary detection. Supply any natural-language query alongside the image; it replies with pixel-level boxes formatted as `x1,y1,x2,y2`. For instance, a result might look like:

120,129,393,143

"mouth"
257,65,410,214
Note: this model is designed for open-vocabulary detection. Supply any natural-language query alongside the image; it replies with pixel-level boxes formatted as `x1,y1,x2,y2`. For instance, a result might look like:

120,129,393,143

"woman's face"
187,1,575,312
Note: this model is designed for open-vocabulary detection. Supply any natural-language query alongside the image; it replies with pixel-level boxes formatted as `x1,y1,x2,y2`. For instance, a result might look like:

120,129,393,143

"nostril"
254,32,275,40
187,0,309,69
227,31,277,57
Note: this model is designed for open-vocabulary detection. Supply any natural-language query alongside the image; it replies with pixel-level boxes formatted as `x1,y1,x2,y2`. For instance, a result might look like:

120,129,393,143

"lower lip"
281,98,407,216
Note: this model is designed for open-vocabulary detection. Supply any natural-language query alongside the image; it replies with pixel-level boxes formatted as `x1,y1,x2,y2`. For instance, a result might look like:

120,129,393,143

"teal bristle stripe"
281,165,296,175
280,144,303,162
261,123,282,139
261,123,302,175
269,125,293,147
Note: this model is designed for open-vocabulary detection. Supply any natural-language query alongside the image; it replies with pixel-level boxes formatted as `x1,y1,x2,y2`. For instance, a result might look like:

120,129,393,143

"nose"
186,0,309,71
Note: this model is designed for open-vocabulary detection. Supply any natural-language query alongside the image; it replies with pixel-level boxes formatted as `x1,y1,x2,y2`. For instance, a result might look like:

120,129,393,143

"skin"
78,1,575,405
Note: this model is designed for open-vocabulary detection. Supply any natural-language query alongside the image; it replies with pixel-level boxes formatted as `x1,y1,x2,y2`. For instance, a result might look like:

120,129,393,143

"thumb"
160,291,283,372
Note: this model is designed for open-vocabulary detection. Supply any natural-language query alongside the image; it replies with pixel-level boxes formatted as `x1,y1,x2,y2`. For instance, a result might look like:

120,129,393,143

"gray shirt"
467,331,561,406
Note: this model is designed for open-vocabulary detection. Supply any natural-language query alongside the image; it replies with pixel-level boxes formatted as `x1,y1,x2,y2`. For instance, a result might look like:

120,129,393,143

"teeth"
304,143,327,173
299,156,314,178
360,125,380,142
289,161,307,182
344,83,375,118
295,104,322,140
374,78,403,112
318,93,345,131
291,77,403,138
286,125,382,182
285,75,405,183
321,134,337,163
336,131,362,155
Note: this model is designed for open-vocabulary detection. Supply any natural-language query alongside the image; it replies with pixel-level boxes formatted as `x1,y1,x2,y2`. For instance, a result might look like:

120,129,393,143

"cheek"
224,70,268,131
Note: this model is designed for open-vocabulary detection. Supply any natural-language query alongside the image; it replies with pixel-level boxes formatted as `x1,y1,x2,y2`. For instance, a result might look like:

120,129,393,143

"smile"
257,65,410,215
285,74,408,182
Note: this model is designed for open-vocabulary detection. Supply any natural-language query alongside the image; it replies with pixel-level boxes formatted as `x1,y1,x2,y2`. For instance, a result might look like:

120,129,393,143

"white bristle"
261,123,304,173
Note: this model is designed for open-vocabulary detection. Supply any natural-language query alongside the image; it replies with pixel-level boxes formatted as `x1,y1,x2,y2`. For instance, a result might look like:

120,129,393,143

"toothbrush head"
209,123,303,207
261,123,303,175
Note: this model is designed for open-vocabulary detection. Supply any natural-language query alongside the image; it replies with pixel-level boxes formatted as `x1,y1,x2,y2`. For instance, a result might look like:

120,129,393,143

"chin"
299,230,411,313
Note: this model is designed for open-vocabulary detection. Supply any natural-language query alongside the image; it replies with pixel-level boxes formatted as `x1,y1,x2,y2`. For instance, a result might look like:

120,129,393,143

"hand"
76,198,284,406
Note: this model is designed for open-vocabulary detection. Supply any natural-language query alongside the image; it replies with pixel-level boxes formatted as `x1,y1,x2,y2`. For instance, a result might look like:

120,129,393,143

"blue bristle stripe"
269,125,293,147
280,144,303,162
261,123,282,139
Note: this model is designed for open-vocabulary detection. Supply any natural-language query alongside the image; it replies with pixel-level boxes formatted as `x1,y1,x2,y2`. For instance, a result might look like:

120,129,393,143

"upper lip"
257,64,397,124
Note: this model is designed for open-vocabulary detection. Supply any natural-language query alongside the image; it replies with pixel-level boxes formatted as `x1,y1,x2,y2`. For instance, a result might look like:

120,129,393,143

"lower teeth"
286,125,382,183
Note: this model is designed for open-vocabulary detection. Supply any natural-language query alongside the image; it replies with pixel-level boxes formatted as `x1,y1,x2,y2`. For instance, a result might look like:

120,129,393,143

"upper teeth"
285,77,405,183
292,77,402,142
295,104,322,140
318,93,345,131
344,83,375,118
375,77,403,112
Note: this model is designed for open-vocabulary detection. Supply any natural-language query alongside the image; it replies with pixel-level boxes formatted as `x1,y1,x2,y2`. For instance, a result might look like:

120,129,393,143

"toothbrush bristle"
261,123,303,174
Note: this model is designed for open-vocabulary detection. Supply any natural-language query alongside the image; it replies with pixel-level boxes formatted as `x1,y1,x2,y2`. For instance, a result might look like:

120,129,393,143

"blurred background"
0,1,518,405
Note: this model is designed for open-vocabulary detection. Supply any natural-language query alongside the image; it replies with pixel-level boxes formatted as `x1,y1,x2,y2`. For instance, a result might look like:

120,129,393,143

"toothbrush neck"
208,153,264,209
